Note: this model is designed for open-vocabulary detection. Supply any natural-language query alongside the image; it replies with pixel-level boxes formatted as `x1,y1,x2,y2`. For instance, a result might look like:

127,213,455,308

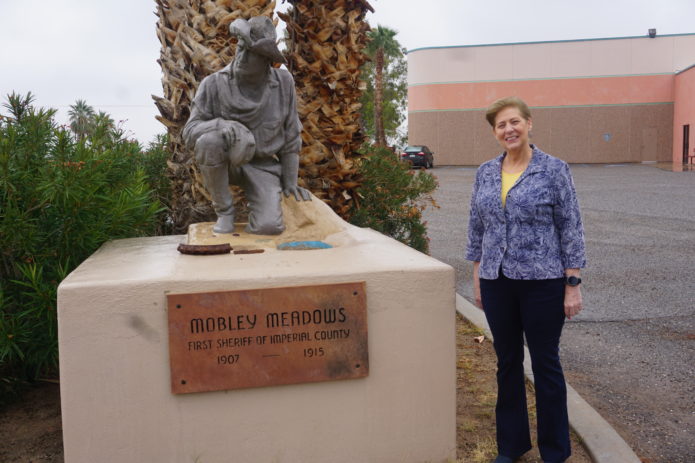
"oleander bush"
0,92,169,403
350,145,438,253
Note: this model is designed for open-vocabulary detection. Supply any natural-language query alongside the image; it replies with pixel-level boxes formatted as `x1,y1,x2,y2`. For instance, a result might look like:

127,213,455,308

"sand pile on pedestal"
186,193,347,249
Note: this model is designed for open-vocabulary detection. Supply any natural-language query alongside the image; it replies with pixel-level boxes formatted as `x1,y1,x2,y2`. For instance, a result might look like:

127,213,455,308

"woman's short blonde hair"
485,96,532,127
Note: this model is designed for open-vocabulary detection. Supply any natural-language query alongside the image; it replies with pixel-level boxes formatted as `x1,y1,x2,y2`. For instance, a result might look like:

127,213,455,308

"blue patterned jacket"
465,146,586,280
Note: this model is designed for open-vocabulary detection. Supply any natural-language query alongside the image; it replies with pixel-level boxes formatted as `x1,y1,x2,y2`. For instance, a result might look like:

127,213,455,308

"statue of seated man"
183,15,311,235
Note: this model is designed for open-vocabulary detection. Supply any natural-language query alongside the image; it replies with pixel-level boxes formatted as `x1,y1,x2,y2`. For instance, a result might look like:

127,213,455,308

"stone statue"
183,15,311,235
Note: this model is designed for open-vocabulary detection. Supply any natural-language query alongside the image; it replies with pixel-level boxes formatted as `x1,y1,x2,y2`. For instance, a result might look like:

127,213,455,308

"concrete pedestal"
58,225,456,463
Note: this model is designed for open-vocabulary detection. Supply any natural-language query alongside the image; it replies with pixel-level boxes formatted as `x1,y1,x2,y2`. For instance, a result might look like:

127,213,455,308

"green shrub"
349,145,438,253
0,92,166,403
133,133,173,235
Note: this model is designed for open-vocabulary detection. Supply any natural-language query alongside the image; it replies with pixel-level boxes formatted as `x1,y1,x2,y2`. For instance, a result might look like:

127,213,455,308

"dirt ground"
0,381,63,462
0,315,592,463
455,314,592,463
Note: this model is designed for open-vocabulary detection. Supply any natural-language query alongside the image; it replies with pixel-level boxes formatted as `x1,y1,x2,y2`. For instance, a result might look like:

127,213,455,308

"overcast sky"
1,0,693,144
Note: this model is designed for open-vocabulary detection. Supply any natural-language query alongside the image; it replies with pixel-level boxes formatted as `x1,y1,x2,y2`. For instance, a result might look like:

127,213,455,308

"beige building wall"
409,34,695,85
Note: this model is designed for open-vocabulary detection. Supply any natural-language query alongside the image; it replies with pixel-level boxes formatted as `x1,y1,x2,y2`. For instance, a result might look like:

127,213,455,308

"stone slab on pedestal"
58,224,456,463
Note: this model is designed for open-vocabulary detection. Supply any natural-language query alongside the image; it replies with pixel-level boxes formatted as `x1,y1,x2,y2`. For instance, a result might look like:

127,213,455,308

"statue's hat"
230,16,286,64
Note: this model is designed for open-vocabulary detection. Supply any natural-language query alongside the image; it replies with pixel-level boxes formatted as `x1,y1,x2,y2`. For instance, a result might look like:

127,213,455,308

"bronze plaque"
167,282,368,394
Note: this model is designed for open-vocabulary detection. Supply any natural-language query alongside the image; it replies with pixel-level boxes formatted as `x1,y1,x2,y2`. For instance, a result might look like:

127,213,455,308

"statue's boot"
199,164,235,234
213,215,234,234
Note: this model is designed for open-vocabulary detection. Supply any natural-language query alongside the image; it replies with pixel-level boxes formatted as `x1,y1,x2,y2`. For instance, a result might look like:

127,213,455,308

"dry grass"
455,313,593,463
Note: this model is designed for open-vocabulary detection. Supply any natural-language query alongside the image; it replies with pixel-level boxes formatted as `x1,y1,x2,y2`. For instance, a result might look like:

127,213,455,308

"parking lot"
423,164,695,463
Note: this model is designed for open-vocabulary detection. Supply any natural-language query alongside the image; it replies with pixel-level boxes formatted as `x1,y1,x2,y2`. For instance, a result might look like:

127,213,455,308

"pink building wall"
673,64,695,170
408,33,695,165
409,74,674,112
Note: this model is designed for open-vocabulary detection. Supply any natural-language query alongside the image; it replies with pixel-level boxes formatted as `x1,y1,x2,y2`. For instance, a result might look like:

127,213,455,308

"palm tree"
279,0,373,218
90,111,117,145
2,91,35,123
93,111,114,130
68,99,95,142
365,26,402,147
153,0,276,233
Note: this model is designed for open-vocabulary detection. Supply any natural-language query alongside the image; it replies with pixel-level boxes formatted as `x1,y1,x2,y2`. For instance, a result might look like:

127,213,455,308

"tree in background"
280,0,373,218
142,133,174,236
90,110,116,145
362,25,406,147
352,26,437,253
67,99,96,141
66,100,136,148
2,91,34,124
350,146,437,253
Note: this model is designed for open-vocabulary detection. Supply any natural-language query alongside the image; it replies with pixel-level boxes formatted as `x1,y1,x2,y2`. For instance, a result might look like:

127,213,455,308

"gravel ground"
422,163,695,463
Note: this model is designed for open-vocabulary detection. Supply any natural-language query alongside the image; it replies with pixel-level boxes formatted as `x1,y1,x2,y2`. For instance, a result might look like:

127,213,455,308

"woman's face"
493,106,532,153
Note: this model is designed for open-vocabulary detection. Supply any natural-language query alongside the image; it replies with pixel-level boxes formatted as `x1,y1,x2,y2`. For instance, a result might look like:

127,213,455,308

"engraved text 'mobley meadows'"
189,307,348,334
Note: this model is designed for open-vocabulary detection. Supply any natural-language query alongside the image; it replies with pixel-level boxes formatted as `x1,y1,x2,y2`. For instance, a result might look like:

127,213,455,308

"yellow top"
501,170,523,207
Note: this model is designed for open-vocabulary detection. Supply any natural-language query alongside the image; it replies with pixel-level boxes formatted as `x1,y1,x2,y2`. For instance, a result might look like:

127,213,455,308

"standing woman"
465,97,586,463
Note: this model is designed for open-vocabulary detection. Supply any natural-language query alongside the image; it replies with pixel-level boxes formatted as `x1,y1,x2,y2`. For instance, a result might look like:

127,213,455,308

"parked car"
400,145,434,169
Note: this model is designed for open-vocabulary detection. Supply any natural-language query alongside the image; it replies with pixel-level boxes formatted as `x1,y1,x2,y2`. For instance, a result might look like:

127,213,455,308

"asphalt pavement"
422,163,695,463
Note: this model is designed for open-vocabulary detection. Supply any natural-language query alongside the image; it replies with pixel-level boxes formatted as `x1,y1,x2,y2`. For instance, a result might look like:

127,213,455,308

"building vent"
648,28,657,38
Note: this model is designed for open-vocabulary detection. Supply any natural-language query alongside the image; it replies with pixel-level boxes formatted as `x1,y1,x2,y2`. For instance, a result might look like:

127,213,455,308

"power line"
52,105,155,108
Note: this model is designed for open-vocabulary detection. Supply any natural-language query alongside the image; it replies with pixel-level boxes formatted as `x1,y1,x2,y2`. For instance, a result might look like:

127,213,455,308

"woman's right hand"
473,261,483,309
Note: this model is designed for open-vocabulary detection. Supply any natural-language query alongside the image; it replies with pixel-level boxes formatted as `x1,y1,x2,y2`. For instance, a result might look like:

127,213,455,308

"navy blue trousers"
480,274,570,463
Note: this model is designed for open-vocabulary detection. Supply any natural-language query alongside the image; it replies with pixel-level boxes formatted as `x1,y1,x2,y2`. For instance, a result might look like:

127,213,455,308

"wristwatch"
565,276,582,286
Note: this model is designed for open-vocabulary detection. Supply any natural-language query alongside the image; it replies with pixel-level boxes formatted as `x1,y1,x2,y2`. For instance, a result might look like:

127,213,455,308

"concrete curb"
455,294,642,463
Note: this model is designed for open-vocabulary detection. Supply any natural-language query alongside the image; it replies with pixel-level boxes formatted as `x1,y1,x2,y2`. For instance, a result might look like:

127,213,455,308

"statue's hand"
282,185,312,201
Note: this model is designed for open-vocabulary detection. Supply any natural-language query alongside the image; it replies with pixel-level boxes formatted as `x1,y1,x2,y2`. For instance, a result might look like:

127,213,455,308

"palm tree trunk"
280,0,373,218
374,47,385,147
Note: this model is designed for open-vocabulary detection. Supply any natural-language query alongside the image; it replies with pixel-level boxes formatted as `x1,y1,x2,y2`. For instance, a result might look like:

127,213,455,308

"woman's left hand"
564,285,583,319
